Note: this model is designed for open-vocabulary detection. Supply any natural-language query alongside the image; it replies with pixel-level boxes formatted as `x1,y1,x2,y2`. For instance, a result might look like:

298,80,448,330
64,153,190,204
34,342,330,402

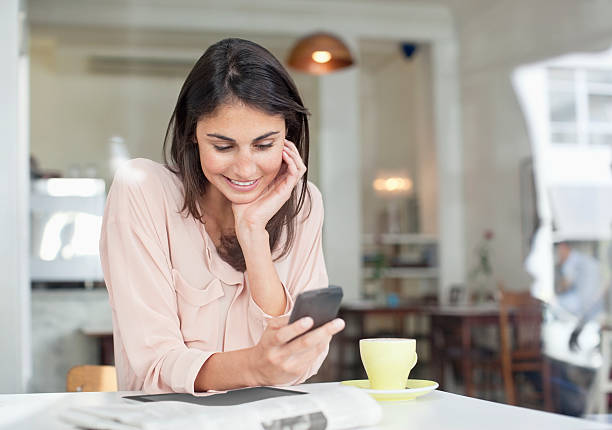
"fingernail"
301,317,313,328
333,319,345,329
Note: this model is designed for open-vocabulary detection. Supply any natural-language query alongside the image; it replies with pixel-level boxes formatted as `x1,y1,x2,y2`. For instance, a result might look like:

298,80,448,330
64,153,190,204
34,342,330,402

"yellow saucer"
340,379,438,402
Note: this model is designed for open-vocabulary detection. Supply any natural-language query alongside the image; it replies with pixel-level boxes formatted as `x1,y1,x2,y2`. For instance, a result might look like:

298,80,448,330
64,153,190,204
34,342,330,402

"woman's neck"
201,186,235,230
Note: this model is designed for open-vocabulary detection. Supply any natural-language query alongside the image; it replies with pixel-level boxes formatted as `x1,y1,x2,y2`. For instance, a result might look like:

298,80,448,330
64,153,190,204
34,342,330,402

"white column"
414,45,438,236
318,65,361,302
0,0,31,393
432,39,465,303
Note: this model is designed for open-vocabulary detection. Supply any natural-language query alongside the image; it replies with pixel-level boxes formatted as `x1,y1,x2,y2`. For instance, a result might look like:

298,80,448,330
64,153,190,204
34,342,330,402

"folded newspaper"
60,385,382,430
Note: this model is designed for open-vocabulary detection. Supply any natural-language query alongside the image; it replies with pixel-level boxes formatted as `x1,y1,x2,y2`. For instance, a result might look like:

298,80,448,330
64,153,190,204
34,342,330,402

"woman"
100,38,345,394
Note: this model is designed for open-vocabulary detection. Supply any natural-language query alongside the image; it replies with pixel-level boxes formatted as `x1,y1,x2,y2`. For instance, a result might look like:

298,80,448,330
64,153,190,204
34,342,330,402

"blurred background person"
555,241,606,351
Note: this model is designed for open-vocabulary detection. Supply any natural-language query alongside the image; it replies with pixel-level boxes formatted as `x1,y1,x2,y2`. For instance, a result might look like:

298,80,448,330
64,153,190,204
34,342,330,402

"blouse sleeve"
99,160,213,394
283,183,329,298
279,182,331,384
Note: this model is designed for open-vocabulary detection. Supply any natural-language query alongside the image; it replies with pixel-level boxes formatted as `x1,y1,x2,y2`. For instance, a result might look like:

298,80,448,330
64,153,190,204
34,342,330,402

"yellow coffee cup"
359,338,418,390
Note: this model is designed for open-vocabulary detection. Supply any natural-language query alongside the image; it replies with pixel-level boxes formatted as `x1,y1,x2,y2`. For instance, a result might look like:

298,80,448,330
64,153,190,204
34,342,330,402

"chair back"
498,285,551,410
499,288,543,357
66,365,117,392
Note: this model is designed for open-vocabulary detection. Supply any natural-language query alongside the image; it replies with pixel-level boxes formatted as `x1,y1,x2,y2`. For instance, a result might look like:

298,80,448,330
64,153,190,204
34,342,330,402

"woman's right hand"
248,315,345,386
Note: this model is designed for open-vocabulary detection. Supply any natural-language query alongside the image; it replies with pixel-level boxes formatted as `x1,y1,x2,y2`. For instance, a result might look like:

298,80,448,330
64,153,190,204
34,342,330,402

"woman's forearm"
239,228,287,316
195,348,259,391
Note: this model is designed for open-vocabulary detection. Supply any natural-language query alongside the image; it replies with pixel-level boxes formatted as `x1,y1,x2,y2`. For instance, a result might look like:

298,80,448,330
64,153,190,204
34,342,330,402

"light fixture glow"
373,176,413,193
312,50,332,64
287,33,354,75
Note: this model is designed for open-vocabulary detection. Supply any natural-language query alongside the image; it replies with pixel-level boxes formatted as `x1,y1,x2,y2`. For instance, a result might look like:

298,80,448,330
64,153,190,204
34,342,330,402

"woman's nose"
234,151,257,179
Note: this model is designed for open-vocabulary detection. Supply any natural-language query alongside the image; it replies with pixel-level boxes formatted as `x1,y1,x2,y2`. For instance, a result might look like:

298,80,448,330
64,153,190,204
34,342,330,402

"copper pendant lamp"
287,32,355,75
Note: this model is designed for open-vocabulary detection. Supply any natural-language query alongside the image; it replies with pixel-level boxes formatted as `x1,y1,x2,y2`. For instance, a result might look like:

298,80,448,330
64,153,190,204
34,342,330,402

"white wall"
0,0,31,393
455,0,612,290
414,45,438,235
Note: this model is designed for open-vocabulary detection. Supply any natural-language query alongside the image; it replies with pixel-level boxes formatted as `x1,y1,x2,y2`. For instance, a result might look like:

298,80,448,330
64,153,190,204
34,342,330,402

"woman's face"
195,102,285,205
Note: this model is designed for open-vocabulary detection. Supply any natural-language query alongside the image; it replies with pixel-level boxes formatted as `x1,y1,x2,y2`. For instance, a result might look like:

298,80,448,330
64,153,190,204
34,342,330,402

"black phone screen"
288,286,343,331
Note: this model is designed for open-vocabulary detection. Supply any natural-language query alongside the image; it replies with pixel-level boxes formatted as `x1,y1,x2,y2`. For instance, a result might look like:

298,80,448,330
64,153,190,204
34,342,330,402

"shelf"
362,233,438,246
363,267,438,279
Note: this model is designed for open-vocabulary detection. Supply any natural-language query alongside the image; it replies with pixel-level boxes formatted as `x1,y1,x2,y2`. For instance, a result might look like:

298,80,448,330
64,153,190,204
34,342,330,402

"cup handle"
409,352,418,370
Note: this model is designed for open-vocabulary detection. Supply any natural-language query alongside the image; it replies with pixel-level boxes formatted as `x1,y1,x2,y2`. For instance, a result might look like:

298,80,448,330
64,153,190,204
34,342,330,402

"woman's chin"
224,189,262,205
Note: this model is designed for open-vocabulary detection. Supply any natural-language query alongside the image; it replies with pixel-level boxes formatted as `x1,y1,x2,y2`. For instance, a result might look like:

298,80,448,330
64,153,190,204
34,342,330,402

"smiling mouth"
224,176,260,187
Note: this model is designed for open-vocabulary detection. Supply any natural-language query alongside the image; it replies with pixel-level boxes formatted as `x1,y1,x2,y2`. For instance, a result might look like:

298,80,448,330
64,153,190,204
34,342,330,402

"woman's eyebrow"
206,131,280,143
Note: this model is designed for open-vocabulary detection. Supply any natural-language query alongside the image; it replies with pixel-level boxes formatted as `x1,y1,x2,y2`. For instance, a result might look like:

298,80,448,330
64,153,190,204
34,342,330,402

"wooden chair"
498,287,553,411
66,365,118,392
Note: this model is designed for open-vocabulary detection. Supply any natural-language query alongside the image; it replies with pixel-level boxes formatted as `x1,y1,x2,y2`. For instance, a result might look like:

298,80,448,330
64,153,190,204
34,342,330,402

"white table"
1,383,609,430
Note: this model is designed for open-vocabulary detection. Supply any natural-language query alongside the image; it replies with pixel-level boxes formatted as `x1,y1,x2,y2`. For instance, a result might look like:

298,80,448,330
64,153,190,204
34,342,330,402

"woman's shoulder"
305,180,322,200
302,180,323,213
107,158,184,217
112,158,177,185
112,158,181,194
296,180,324,225
275,181,324,262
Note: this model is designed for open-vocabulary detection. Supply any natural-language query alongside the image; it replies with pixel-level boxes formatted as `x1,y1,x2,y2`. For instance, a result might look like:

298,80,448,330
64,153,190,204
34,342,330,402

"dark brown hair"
163,38,311,272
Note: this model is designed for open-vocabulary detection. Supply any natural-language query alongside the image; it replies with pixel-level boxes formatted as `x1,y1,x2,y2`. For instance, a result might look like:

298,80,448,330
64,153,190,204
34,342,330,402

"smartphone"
288,286,343,332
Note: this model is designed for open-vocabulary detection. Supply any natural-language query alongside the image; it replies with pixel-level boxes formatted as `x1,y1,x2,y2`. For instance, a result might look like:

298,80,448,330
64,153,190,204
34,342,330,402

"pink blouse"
99,158,329,394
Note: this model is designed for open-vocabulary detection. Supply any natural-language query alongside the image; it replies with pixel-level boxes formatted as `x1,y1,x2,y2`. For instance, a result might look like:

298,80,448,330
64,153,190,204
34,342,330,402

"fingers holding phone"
250,316,344,386
249,316,314,385
248,287,344,386
272,316,314,344
285,317,345,360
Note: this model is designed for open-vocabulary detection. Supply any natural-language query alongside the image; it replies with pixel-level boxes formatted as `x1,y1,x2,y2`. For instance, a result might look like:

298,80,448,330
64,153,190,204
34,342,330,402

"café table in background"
429,304,502,398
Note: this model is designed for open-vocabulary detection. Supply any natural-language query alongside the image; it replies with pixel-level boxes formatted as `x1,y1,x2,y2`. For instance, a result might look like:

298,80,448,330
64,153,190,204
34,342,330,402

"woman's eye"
214,145,232,152
256,143,274,151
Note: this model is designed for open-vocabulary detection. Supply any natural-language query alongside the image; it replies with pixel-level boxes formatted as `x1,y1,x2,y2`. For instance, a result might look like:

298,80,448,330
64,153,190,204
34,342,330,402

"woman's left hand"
232,139,306,238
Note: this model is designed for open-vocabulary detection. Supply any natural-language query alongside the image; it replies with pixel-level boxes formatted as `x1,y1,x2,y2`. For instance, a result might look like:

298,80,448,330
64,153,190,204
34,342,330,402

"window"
547,66,612,146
